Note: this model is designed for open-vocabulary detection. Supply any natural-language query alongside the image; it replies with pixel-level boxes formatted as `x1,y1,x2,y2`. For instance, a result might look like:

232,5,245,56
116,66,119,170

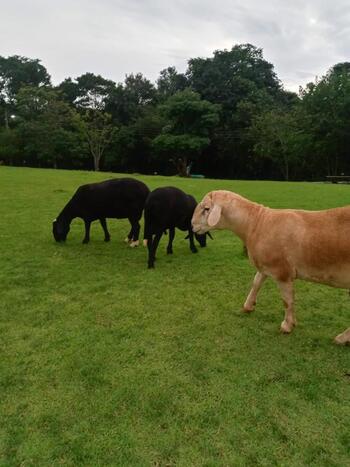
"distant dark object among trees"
326,175,350,184
1,47,350,180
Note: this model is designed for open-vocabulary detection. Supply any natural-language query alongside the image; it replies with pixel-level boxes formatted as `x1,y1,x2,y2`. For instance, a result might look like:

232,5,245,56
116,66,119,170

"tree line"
1,44,349,180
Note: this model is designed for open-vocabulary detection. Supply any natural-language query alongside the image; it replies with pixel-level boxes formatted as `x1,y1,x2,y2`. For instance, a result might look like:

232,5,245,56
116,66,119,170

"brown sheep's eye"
204,207,210,212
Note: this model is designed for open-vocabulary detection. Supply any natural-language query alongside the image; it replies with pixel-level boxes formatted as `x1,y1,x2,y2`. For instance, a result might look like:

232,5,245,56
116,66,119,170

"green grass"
0,166,349,466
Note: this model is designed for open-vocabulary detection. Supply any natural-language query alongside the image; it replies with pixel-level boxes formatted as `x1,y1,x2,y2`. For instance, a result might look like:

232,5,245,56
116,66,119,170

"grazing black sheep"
144,186,211,268
53,178,150,245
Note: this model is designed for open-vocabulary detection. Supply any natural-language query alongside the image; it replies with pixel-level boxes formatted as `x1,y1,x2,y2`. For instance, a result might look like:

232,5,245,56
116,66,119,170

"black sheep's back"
73,178,149,219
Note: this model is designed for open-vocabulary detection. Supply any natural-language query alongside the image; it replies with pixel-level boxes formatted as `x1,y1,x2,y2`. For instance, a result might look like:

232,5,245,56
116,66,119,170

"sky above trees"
1,0,349,92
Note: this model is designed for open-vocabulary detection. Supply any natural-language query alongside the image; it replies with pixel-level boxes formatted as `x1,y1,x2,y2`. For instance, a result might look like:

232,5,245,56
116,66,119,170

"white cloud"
0,0,349,91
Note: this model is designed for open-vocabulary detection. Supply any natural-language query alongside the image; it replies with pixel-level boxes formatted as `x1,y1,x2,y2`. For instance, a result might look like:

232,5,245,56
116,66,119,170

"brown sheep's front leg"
243,271,267,312
277,280,297,333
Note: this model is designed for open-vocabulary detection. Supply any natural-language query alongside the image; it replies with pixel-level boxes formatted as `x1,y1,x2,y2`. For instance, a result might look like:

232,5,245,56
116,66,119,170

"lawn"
0,166,349,466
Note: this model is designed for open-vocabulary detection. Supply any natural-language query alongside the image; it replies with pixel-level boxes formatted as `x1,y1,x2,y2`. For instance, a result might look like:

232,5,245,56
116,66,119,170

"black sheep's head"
186,231,213,248
52,218,70,242
195,232,207,247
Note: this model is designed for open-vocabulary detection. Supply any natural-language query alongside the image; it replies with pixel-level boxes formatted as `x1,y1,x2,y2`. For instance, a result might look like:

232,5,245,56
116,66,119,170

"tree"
0,128,21,165
300,63,350,176
124,73,156,106
105,73,156,126
187,44,281,112
152,89,220,176
250,105,310,180
57,73,116,110
0,55,50,128
15,86,85,168
81,110,117,171
110,108,165,173
156,67,188,101
185,44,293,179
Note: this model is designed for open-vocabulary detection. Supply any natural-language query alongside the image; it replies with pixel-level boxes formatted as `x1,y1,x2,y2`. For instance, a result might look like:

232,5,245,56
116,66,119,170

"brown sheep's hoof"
334,328,350,345
334,334,350,345
242,307,254,313
280,320,294,334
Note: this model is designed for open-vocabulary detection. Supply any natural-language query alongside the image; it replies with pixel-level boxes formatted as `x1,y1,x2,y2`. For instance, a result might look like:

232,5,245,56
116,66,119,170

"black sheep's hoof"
191,247,198,253
148,263,155,269
104,237,111,242
167,248,173,255
82,239,89,244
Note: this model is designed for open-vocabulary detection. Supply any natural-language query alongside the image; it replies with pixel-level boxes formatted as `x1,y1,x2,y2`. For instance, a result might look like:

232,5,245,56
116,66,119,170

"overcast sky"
1,0,349,92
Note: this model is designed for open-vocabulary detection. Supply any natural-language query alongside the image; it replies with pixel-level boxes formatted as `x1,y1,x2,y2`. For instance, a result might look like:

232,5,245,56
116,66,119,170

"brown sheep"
192,190,350,345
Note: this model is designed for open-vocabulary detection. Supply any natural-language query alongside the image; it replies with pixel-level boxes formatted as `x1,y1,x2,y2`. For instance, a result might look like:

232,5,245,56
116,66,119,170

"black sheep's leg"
167,227,175,254
128,218,140,247
148,231,162,268
124,227,133,244
188,229,198,253
132,219,141,245
143,214,151,247
99,218,110,242
82,220,91,244
147,235,154,268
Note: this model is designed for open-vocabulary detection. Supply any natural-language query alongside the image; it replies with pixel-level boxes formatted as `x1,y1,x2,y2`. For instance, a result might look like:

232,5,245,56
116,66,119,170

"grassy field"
0,166,349,466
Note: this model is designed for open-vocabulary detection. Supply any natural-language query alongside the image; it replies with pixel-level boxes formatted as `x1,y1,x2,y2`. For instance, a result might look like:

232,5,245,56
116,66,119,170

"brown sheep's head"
192,192,222,234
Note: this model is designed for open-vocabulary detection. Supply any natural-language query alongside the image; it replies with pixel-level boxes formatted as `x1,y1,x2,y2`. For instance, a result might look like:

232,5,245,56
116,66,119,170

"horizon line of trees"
1,44,350,180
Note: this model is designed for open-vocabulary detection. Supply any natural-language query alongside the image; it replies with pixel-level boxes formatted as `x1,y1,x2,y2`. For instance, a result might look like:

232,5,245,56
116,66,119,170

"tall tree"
185,44,292,179
105,73,156,126
111,109,165,173
152,89,220,176
156,67,188,101
0,55,50,128
300,63,350,176
57,73,116,110
81,109,116,171
250,105,310,180
16,86,84,168
187,44,281,112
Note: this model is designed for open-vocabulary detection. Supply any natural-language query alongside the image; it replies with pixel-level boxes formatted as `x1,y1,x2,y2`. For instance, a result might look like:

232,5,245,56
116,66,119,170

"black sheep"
53,178,150,245
144,186,211,268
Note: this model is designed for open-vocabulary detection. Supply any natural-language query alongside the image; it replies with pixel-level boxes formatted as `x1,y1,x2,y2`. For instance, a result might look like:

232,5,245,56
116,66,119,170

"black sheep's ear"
184,234,189,239
207,232,213,240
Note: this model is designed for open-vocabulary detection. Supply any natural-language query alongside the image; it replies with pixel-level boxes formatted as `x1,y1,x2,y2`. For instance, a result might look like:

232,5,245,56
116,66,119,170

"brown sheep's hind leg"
277,280,296,333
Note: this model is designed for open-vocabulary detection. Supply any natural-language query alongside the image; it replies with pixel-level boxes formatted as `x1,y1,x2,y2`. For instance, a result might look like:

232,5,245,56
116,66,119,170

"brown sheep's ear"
208,204,221,226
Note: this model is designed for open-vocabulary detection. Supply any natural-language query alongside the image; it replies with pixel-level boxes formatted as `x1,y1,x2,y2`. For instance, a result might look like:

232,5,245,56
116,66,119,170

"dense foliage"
0,46,349,179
